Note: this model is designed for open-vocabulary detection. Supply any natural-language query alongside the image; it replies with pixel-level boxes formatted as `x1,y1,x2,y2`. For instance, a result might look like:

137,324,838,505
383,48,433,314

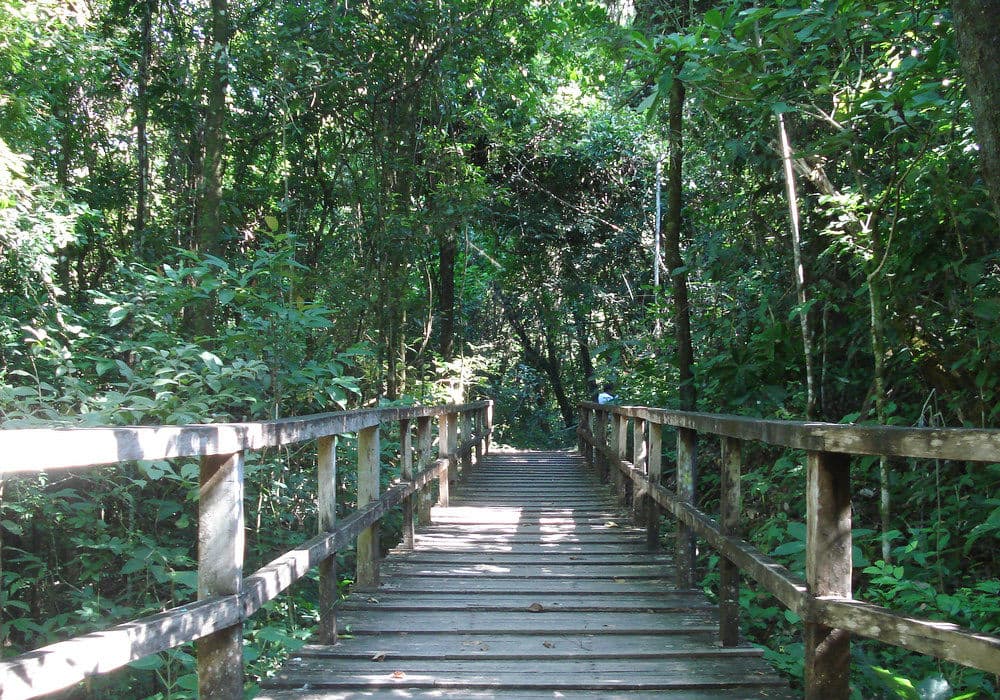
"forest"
1,0,999,697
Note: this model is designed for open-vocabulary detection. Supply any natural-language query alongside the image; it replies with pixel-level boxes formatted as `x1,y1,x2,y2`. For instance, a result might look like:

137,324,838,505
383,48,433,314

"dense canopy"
1,0,998,697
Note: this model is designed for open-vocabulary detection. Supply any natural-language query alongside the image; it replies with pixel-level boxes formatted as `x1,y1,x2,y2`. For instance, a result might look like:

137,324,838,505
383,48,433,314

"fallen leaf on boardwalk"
392,671,406,679
569,556,581,560
479,644,490,651
527,602,544,612
605,521,619,527
371,652,387,662
613,577,627,583
367,597,379,604
542,641,555,648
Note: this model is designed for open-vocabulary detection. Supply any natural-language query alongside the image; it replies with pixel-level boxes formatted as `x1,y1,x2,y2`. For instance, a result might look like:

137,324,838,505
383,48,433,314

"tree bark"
952,0,1000,221
664,66,696,411
188,0,229,338
778,114,817,419
134,0,153,255
439,228,457,361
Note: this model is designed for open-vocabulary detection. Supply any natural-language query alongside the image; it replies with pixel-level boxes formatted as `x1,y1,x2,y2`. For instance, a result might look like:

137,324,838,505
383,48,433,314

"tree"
952,0,1000,220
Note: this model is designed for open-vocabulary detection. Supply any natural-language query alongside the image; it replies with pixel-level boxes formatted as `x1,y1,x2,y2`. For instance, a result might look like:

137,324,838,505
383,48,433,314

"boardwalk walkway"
259,450,793,699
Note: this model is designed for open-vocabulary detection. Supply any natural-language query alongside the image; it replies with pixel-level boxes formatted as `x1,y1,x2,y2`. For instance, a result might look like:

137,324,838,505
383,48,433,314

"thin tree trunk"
573,306,597,399
439,228,457,361
868,277,891,562
134,0,153,254
952,0,1000,221
664,68,696,411
777,113,817,419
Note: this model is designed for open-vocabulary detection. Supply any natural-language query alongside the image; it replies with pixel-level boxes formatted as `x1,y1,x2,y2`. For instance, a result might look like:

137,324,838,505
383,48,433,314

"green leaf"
704,8,724,28
1,520,23,536
128,654,164,671
265,215,279,231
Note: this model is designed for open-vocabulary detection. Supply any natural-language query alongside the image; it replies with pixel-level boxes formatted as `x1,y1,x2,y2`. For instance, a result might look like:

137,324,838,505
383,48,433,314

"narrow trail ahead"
259,450,793,699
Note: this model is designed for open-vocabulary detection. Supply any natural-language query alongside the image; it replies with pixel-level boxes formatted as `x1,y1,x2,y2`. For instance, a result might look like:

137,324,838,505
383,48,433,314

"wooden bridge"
259,449,791,698
2,400,999,699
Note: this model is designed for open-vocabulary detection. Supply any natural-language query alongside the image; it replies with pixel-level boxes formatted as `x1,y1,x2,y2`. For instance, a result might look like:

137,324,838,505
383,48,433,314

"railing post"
197,451,245,699
355,424,380,589
632,417,648,523
578,407,588,459
317,436,338,643
437,412,451,507
417,416,434,523
461,409,473,477
720,436,742,647
474,408,484,463
805,450,852,699
676,427,697,589
485,401,493,454
400,418,415,550
596,409,609,481
446,411,459,484
615,414,629,505
646,422,662,550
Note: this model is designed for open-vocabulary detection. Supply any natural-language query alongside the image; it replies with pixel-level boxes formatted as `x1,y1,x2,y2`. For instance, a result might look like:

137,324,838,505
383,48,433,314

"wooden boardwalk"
259,450,794,699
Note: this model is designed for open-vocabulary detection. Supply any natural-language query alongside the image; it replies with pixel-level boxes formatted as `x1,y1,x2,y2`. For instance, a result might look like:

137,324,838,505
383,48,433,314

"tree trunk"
188,0,229,339
664,67,696,411
952,0,1000,221
134,0,153,254
777,113,817,419
439,228,457,361
573,306,597,399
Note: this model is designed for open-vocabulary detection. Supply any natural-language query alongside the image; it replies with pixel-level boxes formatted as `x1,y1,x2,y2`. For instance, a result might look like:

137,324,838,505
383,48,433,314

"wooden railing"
0,400,493,700
577,402,1000,699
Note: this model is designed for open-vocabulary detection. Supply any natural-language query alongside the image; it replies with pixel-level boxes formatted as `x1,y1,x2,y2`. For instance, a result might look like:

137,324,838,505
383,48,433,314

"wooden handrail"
0,400,493,700
577,402,1000,699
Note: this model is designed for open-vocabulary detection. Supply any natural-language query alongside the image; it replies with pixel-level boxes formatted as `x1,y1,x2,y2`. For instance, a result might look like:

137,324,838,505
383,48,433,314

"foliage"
1,0,998,697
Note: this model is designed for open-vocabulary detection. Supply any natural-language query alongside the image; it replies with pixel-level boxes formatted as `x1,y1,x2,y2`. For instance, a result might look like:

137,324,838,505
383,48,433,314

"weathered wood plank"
334,610,716,634
290,632,761,659
197,451,245,699
584,402,1000,463
804,450,851,699
339,592,712,612
0,401,491,473
266,657,787,690
259,689,797,700
0,596,240,700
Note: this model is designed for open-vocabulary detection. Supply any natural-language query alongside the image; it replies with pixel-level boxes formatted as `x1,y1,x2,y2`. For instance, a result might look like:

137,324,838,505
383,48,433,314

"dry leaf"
392,671,405,679
542,641,555,648
371,652,387,662
527,602,544,612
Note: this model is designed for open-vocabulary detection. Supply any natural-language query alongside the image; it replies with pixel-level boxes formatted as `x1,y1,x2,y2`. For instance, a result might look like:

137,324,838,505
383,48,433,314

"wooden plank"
290,632,760,659
804,450,851,699
266,657,787,690
378,577,685,595
259,689,797,700
317,436,337,644
0,596,240,700
719,436,741,647
197,451,245,700
675,428,697,590
355,426,380,590
811,597,1000,675
377,564,674,580
333,610,717,634
384,552,674,566
584,402,1000,463
416,417,434,525
0,402,491,473
399,419,415,550
339,592,712,612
